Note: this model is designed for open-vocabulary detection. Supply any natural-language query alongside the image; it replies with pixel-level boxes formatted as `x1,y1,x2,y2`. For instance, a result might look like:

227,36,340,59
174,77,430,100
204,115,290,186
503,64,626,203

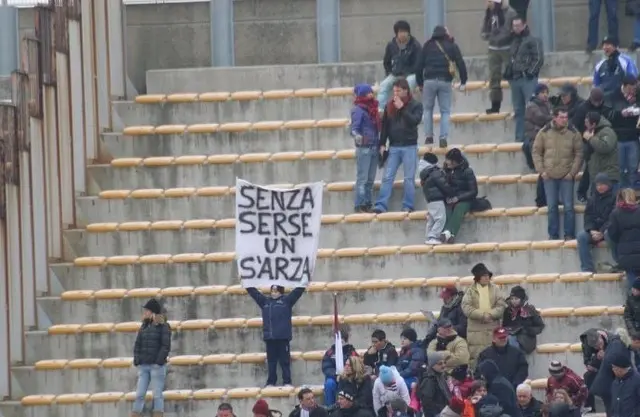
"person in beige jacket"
532,107,583,240
461,263,506,369
426,318,470,373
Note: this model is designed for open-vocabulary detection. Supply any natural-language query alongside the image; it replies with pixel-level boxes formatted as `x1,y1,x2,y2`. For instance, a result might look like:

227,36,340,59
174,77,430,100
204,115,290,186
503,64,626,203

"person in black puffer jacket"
477,360,522,417
439,148,478,244
607,188,640,289
423,286,467,347
415,25,468,148
502,286,545,354
132,298,171,417
418,152,455,244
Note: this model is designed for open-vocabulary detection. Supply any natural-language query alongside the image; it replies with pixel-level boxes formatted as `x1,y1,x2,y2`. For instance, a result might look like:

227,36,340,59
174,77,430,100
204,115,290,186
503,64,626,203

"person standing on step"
581,112,619,195
503,16,544,143
532,107,583,240
439,148,478,244
415,25,468,148
373,78,423,214
461,263,506,369
593,37,638,106
586,2,619,54
523,83,552,171
378,20,421,112
606,188,640,290
509,0,530,20
351,83,381,213
247,284,306,387
610,352,640,417
418,152,454,245
481,0,517,115
132,298,171,417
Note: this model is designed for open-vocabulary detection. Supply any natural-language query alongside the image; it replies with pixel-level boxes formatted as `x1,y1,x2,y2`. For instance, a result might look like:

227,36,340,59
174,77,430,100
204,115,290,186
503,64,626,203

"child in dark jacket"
419,152,454,245
351,84,381,213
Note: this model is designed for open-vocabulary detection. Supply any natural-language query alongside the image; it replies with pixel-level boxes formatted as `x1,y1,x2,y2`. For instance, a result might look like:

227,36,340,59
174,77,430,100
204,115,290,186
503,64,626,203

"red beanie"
449,397,465,414
252,399,270,415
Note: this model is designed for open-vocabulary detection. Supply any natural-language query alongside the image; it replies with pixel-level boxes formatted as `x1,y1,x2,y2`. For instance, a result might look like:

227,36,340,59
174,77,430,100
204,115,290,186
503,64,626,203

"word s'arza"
235,179,323,288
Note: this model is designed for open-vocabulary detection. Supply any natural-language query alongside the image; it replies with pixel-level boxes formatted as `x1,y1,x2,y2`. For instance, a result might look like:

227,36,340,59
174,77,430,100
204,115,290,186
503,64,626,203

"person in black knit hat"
131,298,171,417
440,148,478,244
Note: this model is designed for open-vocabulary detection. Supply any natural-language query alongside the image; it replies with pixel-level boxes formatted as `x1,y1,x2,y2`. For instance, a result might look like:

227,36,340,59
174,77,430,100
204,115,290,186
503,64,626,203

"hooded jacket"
585,119,619,183
477,360,522,417
322,343,358,378
524,96,552,141
424,290,468,346
476,343,529,388
427,331,470,372
501,289,545,354
532,121,583,180
397,341,426,379
571,98,613,134
443,155,478,203
419,161,455,203
608,202,640,272
415,26,468,86
624,291,640,336
505,27,544,80
372,366,410,413
579,328,617,369
481,2,517,50
583,174,616,233
133,314,171,366
363,342,399,374
247,287,305,340
590,328,635,399
593,50,639,102
383,36,421,77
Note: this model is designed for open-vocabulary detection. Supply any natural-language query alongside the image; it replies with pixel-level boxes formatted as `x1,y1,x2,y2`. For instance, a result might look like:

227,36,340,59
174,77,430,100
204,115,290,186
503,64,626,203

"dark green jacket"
587,117,619,183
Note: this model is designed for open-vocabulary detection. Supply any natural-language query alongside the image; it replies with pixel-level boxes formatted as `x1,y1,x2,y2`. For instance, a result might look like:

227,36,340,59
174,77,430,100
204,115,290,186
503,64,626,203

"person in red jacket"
545,360,588,408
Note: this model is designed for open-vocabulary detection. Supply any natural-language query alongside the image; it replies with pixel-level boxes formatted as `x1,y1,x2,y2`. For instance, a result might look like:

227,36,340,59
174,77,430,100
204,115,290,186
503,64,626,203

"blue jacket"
247,287,305,341
321,343,358,378
350,105,379,148
397,342,426,379
611,368,640,417
593,52,638,100
590,330,632,399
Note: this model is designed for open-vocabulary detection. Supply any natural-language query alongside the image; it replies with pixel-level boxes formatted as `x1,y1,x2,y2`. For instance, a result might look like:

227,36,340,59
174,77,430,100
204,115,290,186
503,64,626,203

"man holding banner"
236,178,323,387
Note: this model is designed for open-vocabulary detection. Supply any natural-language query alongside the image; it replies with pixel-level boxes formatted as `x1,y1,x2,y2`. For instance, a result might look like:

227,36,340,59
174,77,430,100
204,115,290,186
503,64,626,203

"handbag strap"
435,41,453,65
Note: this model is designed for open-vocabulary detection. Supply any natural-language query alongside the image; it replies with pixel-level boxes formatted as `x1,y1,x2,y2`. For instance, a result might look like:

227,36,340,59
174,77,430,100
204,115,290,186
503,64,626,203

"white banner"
235,179,323,288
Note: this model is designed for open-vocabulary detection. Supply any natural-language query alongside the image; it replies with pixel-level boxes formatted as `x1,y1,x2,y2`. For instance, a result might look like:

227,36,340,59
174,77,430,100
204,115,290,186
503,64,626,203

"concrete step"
102,116,516,158
89,144,525,190
50,242,615,291
63,209,587,257
11,337,602,395
23,307,620,364
38,274,625,326
74,177,556,224
144,51,601,93
112,80,591,128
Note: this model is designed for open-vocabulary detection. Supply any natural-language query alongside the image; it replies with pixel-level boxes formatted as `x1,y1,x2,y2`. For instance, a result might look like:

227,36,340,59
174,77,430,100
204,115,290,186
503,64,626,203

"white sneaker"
440,230,454,244
425,239,441,245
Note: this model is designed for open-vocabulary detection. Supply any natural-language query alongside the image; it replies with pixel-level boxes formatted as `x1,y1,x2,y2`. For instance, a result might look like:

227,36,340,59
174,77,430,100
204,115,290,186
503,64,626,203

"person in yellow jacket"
426,318,470,373
461,263,506,369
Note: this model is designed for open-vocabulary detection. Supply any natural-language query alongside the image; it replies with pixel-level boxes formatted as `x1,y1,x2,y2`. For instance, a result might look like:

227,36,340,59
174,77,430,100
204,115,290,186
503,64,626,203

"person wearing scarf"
501,286,545,354
351,83,381,213
607,188,640,290
372,78,423,214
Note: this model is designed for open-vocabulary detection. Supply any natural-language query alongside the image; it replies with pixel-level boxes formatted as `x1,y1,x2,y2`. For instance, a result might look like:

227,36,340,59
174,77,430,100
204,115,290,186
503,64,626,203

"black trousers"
265,339,291,385
510,0,530,20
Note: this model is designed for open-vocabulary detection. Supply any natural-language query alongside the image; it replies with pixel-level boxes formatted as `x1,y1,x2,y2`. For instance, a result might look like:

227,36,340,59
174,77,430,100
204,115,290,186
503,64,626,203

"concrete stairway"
3,52,623,417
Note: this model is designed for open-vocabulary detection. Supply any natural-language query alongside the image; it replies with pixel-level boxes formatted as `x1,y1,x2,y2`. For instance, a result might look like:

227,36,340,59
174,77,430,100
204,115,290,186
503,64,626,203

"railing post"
316,0,341,63
105,0,125,100
424,0,447,39
530,0,555,52
80,0,97,161
91,0,111,135
0,103,15,398
67,0,85,196
209,0,235,67
0,4,19,76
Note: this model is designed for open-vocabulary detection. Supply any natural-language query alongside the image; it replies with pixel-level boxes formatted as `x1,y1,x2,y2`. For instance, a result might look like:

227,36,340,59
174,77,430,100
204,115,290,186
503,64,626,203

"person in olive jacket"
439,148,478,244
132,298,171,417
247,284,306,387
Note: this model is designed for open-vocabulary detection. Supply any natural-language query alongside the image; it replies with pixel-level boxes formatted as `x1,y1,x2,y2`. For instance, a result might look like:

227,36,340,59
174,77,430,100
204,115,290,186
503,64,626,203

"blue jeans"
377,74,417,111
588,0,618,49
626,270,638,290
543,178,575,239
324,376,338,405
375,146,418,212
577,230,615,272
132,364,167,413
266,339,291,385
509,78,538,142
422,79,453,139
355,147,379,208
618,141,640,188
635,15,640,43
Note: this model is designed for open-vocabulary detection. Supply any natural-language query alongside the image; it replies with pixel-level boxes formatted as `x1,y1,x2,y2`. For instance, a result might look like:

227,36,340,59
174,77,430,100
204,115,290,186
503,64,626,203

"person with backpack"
418,152,454,245
415,25,468,148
